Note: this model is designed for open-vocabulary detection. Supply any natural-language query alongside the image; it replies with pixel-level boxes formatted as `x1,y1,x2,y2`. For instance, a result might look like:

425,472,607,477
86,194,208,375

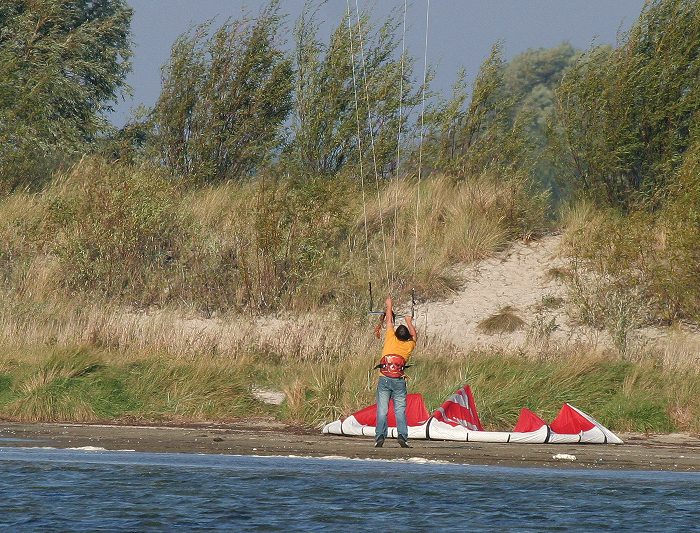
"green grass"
0,346,266,422
0,341,695,434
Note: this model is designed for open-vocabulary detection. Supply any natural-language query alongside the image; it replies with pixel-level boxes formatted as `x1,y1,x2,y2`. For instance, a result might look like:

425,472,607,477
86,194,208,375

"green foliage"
286,6,417,177
502,43,579,200
503,42,578,99
555,0,700,209
152,3,293,183
0,153,548,314
124,358,251,418
99,105,152,164
42,158,186,304
563,142,700,328
0,0,132,190
420,44,550,224
422,42,576,204
423,44,519,175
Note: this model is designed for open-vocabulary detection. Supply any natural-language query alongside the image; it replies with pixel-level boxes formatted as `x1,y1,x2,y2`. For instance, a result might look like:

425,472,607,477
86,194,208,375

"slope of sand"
419,234,700,359
420,235,576,350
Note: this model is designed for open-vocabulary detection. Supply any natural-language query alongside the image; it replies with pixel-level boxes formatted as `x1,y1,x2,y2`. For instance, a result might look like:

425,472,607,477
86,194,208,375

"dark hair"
395,324,412,341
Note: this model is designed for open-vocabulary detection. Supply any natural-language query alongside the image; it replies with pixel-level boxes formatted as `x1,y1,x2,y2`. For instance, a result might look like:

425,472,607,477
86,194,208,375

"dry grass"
0,158,547,314
477,306,526,334
361,174,545,298
656,330,700,370
0,296,698,432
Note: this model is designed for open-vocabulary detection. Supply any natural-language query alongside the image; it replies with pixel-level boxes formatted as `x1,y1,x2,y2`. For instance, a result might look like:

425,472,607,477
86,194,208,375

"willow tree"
0,0,132,191
286,6,418,178
554,0,700,209
152,2,293,183
422,44,536,182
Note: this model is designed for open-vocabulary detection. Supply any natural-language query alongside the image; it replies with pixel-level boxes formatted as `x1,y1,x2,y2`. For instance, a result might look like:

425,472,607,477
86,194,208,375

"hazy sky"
112,0,646,126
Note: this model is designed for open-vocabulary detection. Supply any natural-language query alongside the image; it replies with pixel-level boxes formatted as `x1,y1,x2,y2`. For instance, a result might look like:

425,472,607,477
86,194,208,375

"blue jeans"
375,376,408,441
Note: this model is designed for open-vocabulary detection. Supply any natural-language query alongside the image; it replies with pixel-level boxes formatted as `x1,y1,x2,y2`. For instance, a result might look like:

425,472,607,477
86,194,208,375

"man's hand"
385,296,394,328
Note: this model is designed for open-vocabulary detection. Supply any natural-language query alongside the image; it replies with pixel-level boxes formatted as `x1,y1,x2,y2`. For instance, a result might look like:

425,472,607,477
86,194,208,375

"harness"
376,354,409,378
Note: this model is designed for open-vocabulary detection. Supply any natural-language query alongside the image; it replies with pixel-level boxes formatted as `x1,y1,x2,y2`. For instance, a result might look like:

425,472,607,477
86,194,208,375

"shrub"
562,142,700,331
41,158,186,305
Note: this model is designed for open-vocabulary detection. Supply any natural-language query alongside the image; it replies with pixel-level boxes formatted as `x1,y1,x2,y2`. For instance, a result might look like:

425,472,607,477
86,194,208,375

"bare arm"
385,296,394,329
405,315,417,342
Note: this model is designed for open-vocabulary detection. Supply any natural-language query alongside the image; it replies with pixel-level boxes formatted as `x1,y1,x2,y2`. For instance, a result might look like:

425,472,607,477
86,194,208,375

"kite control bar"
367,282,417,319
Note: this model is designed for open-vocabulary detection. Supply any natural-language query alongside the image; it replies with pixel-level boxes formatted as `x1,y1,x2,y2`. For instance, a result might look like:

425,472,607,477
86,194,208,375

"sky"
111,0,647,127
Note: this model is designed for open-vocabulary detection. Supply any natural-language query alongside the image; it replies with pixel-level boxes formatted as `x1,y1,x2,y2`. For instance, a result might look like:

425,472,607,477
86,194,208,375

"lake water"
0,447,698,531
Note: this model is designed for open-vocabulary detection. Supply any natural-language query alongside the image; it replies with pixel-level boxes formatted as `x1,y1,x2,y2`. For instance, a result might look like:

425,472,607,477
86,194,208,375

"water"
0,447,698,532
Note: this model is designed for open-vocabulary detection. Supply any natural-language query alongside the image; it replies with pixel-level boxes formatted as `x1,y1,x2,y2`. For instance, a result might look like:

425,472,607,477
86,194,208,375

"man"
374,295,417,448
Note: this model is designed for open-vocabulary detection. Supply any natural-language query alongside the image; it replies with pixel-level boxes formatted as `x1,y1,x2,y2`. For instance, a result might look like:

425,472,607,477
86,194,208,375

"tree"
286,5,417,178
503,43,579,200
422,44,534,180
554,0,700,209
0,0,132,190
152,2,293,183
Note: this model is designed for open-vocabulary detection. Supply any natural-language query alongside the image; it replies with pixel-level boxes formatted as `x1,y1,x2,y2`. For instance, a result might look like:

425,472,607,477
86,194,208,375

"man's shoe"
398,436,411,448
374,437,385,448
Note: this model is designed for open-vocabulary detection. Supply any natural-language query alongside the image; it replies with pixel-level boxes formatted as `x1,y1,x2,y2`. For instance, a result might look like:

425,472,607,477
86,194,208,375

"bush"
42,158,185,304
562,142,700,330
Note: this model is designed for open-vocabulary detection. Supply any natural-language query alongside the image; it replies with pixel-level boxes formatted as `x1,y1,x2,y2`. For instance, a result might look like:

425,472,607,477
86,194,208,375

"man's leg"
374,377,391,446
392,378,409,447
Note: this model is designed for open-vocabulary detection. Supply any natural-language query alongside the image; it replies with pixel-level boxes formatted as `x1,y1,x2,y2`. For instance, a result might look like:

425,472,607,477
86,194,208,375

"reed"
0,298,697,432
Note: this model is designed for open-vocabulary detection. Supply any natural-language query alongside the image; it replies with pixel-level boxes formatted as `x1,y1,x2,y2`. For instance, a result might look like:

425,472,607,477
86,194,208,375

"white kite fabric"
322,385,623,444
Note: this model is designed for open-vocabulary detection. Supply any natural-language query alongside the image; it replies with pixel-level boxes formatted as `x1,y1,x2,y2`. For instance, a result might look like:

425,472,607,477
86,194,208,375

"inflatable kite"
322,385,623,444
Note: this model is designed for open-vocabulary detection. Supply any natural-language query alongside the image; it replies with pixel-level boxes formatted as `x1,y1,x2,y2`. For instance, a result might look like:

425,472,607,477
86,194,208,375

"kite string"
413,0,430,283
354,0,391,292
345,0,372,293
391,0,407,288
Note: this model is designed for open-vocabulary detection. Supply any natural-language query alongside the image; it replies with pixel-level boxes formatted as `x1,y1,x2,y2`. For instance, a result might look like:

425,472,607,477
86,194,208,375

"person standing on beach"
374,295,417,448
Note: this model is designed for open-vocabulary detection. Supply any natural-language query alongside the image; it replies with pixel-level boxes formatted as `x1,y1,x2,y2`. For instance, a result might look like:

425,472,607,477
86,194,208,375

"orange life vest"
376,354,408,378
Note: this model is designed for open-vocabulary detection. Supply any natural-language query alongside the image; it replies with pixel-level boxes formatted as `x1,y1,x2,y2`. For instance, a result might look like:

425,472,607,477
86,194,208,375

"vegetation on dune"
0,314,696,432
557,0,700,350
0,0,699,430
0,0,132,191
0,159,544,313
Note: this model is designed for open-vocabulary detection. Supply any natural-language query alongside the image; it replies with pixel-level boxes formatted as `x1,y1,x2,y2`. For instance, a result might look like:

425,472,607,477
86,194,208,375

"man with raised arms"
374,295,417,448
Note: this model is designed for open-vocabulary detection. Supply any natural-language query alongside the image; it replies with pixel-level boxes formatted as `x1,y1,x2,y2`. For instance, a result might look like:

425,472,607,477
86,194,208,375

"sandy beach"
1,420,699,472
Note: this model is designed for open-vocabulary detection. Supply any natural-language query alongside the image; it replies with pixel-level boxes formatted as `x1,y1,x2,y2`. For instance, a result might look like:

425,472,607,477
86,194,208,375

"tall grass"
0,157,546,315
0,297,696,432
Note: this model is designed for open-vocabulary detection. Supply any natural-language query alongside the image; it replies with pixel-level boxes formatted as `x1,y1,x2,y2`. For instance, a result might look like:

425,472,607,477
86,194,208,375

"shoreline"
1,420,699,472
